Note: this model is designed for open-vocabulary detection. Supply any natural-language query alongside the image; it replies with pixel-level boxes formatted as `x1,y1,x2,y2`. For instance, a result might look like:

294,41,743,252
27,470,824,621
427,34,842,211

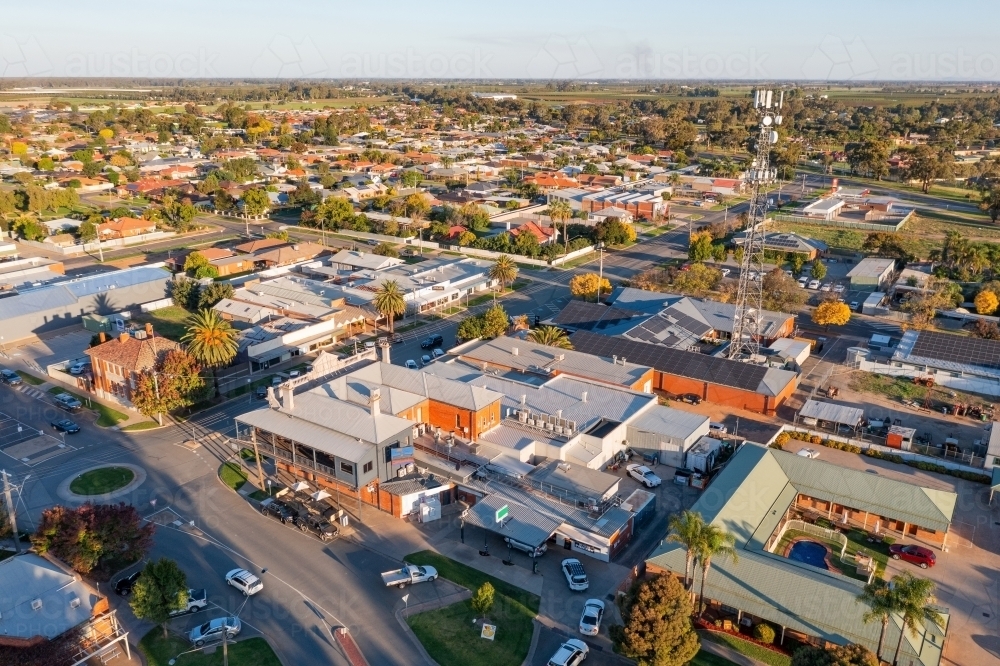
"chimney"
581,391,588,403
145,322,153,336
520,394,527,407
281,384,294,411
99,331,107,343
381,343,391,365
119,332,129,344
512,347,518,356
370,387,381,416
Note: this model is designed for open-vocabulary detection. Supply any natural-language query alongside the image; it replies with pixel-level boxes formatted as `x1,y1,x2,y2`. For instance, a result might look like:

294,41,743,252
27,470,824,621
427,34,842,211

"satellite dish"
762,116,773,126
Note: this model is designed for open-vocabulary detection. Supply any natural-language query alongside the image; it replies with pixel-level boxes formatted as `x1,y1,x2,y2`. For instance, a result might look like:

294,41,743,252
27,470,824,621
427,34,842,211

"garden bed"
698,626,792,666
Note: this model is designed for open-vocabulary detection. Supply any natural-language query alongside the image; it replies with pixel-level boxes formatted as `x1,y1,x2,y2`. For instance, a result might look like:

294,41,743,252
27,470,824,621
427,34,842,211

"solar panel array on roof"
910,330,1000,370
667,311,713,338
571,330,777,393
550,300,642,331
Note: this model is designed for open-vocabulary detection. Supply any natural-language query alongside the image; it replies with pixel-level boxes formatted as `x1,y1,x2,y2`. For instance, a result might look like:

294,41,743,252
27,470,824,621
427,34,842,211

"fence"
771,518,849,559
20,231,178,256
768,211,911,232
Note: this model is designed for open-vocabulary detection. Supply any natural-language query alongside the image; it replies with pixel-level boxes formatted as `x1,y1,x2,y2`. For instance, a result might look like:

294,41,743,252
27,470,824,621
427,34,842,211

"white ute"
381,564,438,588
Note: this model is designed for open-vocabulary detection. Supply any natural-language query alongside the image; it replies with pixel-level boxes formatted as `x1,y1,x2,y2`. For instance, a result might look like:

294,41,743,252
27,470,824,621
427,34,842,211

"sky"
2,1,999,81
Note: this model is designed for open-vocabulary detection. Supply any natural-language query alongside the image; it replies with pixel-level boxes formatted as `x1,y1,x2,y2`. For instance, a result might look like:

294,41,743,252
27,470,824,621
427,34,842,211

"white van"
709,422,728,435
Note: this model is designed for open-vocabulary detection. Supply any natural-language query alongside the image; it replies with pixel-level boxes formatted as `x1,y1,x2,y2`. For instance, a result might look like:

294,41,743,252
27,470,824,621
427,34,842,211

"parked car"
189,616,241,646
50,418,81,434
68,361,90,375
52,393,83,411
367,239,379,246
720,268,731,277
504,536,547,557
381,564,438,588
295,513,339,542
169,589,208,616
709,422,728,435
820,283,832,292
547,638,589,666
797,276,808,287
432,348,445,359
114,571,142,596
807,279,820,290
833,283,845,293
364,340,376,350
421,334,444,349
626,464,662,488
889,544,936,569
259,498,297,523
405,359,418,370
391,333,403,344
0,369,22,386
850,301,860,311
288,370,300,378
254,385,269,400
561,558,589,591
271,375,283,387
225,568,264,596
420,354,433,366
679,393,702,405
796,448,820,459
578,598,605,636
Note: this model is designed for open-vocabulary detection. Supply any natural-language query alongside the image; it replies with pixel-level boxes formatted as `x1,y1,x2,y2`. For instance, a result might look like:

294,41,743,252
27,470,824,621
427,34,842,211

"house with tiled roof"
84,326,181,406
508,220,558,245
233,237,288,254
97,217,157,239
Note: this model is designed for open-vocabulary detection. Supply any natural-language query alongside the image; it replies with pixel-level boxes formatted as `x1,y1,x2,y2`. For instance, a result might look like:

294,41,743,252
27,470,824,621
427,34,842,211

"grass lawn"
226,376,272,399
120,421,161,432
219,462,248,492
132,305,192,342
396,321,427,333
69,467,135,495
558,254,598,269
140,631,281,666
47,387,130,427
690,649,739,666
404,551,539,666
701,631,791,666
641,225,671,237
16,371,46,385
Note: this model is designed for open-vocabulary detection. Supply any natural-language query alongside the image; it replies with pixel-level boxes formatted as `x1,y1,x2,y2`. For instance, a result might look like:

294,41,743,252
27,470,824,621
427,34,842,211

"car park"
807,279,820,289
820,283,832,292
189,616,241,646
421,334,444,349
405,359,418,369
52,393,83,411
114,571,141,596
420,354,433,366
578,598,605,636
364,340,376,350
0,369,22,386
889,544,936,568
50,418,81,434
561,558,589,591
626,464,662,488
225,568,264,596
833,283,845,293
797,276,808,286
547,638,589,666
432,348,445,359
259,498,297,523
504,536,547,557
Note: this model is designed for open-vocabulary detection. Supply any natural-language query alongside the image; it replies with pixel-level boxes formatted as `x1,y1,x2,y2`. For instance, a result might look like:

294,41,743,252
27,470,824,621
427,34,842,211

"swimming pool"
787,540,830,569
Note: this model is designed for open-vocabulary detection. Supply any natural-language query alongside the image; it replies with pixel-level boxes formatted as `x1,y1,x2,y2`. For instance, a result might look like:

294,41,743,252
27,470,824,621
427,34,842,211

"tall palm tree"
858,578,899,663
526,325,573,349
547,200,573,256
666,510,705,591
695,524,738,616
890,573,945,666
488,254,518,294
182,309,239,369
372,280,407,333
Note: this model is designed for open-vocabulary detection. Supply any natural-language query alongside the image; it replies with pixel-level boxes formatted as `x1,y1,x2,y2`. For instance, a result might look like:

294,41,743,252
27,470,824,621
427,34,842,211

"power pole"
729,89,783,361
2,470,20,554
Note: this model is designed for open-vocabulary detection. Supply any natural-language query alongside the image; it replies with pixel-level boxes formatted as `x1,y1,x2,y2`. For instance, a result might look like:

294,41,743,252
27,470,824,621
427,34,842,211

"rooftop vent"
31,598,42,611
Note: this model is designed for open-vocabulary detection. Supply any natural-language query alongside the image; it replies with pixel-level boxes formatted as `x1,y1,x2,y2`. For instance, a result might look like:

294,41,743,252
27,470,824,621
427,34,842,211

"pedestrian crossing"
16,384,47,401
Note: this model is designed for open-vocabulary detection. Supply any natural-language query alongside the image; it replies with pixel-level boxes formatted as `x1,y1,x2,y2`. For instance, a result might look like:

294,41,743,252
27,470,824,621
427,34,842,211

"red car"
889,544,936,569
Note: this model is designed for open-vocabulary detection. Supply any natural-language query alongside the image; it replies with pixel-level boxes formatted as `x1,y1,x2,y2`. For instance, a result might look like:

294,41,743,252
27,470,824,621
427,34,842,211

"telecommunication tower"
728,89,783,360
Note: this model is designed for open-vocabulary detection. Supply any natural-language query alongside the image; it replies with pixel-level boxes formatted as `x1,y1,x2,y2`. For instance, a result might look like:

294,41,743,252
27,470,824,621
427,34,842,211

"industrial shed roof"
797,399,865,426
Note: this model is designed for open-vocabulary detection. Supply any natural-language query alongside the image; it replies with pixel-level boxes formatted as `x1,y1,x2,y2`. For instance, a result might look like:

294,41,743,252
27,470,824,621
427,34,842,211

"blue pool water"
787,540,830,569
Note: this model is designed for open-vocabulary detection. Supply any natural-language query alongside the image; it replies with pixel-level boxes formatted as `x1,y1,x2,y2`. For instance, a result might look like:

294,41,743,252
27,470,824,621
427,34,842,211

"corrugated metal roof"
798,399,865,426
464,494,560,548
627,405,709,442
235,407,374,461
345,362,503,411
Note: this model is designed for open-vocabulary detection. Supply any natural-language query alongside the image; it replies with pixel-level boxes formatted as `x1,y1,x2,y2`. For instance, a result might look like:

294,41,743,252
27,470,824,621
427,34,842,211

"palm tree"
182,309,238,369
890,573,945,666
488,254,518,294
547,200,573,256
694,524,738,616
526,325,573,349
858,578,899,663
372,280,407,333
666,510,705,591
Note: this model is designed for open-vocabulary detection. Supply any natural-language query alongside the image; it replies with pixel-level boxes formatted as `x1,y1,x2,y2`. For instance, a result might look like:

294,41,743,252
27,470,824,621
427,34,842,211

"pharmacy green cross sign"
495,505,509,523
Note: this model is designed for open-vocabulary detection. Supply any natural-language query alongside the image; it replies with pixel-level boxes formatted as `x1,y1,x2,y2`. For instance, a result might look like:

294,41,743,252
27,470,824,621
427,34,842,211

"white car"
746,270,759,281
720,268,731,277
547,638,589,666
225,568,263,596
68,361,90,375
797,448,820,459
627,463,662,488
850,301,860,311
820,283,832,292
797,276,808,287
709,422,728,435
807,279,821,290
833,283,845,293
189,616,240,646
578,598,605,636
561,558,589,592
405,359,418,369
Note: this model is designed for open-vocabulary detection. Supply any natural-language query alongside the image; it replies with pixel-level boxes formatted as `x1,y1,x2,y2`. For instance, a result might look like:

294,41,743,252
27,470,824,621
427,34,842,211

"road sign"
495,505,508,523
481,623,496,641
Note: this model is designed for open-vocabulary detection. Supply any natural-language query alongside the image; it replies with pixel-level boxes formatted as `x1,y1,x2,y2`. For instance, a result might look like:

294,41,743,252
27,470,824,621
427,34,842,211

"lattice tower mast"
729,89,783,360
